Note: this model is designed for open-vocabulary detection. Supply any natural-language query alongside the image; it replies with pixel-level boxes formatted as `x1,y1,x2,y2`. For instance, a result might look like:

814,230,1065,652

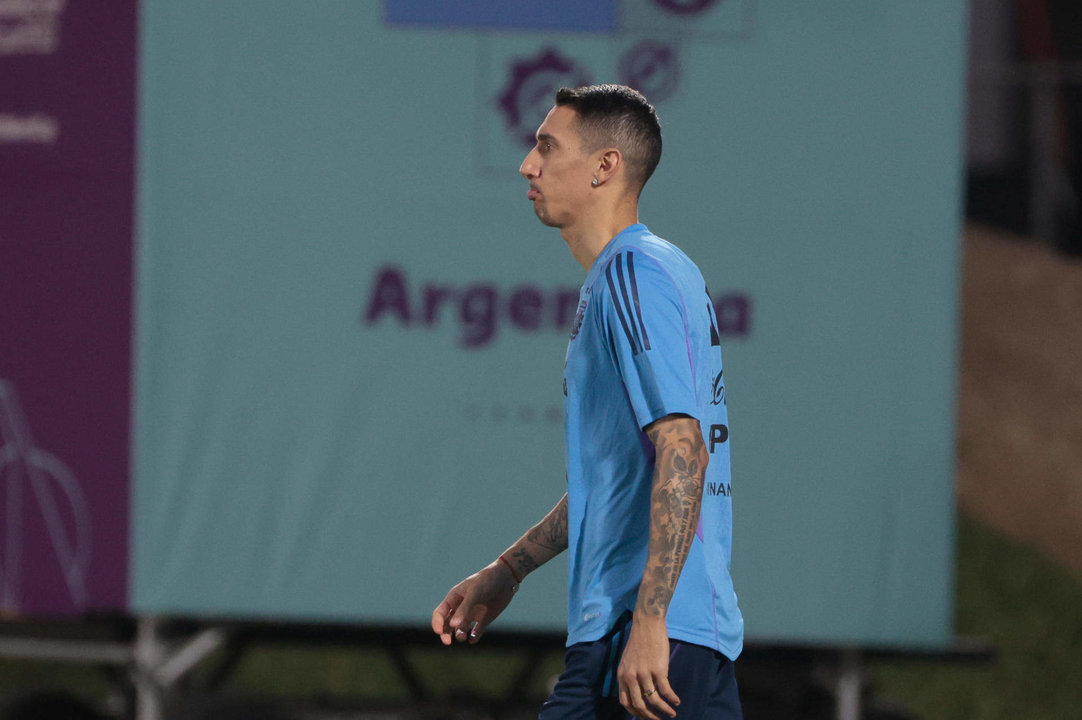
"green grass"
868,514,1082,720
0,659,116,712
1,514,1080,719
214,644,565,703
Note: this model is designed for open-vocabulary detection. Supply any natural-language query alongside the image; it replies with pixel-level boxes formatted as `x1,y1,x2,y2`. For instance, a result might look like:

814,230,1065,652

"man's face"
519,105,595,229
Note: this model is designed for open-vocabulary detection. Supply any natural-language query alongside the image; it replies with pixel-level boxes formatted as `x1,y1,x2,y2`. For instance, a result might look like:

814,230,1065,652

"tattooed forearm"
636,417,707,617
504,494,569,582
526,493,569,551
511,547,540,576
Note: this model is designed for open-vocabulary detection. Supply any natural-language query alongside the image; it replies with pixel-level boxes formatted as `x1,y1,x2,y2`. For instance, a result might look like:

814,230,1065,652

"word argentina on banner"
363,265,751,348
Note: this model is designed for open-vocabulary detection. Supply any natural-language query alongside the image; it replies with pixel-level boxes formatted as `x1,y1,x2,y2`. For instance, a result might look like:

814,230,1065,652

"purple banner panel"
0,0,136,616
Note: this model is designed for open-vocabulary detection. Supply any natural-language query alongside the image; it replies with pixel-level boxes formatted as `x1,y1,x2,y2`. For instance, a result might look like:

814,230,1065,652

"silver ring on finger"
642,688,656,698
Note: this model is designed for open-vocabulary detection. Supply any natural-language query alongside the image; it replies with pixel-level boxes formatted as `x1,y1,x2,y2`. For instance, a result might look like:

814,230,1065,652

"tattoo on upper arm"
638,420,707,617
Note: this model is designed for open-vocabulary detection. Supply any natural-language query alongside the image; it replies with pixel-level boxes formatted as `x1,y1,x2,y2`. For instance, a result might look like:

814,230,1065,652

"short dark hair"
554,84,663,194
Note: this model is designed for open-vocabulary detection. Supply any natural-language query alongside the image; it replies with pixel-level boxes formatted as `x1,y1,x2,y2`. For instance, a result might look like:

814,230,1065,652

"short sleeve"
599,250,698,428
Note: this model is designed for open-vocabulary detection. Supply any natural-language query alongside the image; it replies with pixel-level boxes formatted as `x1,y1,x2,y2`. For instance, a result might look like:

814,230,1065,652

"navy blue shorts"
538,613,742,720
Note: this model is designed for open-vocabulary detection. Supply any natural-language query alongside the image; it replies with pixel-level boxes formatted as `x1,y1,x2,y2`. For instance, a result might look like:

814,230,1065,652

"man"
432,84,743,720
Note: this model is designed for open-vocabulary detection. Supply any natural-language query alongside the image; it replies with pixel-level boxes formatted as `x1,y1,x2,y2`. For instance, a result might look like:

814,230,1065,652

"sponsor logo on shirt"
708,423,728,453
569,296,588,342
711,370,726,406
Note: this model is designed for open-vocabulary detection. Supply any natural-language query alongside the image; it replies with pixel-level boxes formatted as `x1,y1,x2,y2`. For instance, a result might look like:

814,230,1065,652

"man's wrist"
634,590,670,623
497,553,523,584
633,610,668,626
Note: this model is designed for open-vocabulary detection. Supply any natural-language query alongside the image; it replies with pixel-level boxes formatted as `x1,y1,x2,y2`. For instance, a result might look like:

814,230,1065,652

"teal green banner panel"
134,1,966,648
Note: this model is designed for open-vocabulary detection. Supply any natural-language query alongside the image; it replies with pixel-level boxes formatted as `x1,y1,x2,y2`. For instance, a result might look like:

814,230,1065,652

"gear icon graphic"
497,48,591,148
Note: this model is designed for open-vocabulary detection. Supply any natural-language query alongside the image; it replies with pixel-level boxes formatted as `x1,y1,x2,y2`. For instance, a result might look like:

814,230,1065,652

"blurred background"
1,1,1080,719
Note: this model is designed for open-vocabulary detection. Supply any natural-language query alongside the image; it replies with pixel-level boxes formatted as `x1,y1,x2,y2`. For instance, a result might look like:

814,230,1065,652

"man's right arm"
505,491,569,580
431,493,568,645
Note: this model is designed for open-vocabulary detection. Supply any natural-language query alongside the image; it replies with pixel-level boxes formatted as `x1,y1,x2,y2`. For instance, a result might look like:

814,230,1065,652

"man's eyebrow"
536,132,558,146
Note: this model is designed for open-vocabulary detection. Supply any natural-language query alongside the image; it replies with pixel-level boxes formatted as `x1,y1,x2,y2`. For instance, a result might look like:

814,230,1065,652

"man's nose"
520,150,538,179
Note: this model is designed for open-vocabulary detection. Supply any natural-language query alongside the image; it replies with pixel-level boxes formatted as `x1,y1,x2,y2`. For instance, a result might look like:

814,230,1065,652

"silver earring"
591,178,599,187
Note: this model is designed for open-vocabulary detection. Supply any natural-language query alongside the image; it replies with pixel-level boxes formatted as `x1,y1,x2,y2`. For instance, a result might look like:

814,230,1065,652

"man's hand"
617,615,680,719
617,414,705,718
431,560,518,645
431,494,567,646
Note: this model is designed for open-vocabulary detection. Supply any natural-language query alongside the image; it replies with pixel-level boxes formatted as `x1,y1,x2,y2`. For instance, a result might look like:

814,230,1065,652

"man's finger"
430,606,445,635
466,604,489,644
655,674,680,709
625,683,660,720
431,607,451,645
448,588,477,631
431,602,454,644
432,591,464,644
644,679,676,719
633,694,660,720
431,598,454,632
619,682,634,717
619,684,645,720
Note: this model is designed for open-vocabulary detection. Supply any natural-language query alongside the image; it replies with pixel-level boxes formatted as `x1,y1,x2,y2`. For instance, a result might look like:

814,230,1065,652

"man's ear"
594,148,622,185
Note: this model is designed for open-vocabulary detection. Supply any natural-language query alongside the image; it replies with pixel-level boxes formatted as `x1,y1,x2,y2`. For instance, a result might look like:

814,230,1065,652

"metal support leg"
133,617,227,720
835,647,861,720
134,617,166,720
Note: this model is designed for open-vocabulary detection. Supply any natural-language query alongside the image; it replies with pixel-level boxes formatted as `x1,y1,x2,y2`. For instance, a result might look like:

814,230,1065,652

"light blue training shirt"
562,223,743,659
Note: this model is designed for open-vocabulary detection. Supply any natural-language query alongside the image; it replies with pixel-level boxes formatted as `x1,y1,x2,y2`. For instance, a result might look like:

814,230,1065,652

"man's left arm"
617,413,708,720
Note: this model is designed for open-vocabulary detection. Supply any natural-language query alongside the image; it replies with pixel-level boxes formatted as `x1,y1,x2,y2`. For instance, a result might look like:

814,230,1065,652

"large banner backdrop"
4,1,968,649
133,0,967,647
0,1,135,616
